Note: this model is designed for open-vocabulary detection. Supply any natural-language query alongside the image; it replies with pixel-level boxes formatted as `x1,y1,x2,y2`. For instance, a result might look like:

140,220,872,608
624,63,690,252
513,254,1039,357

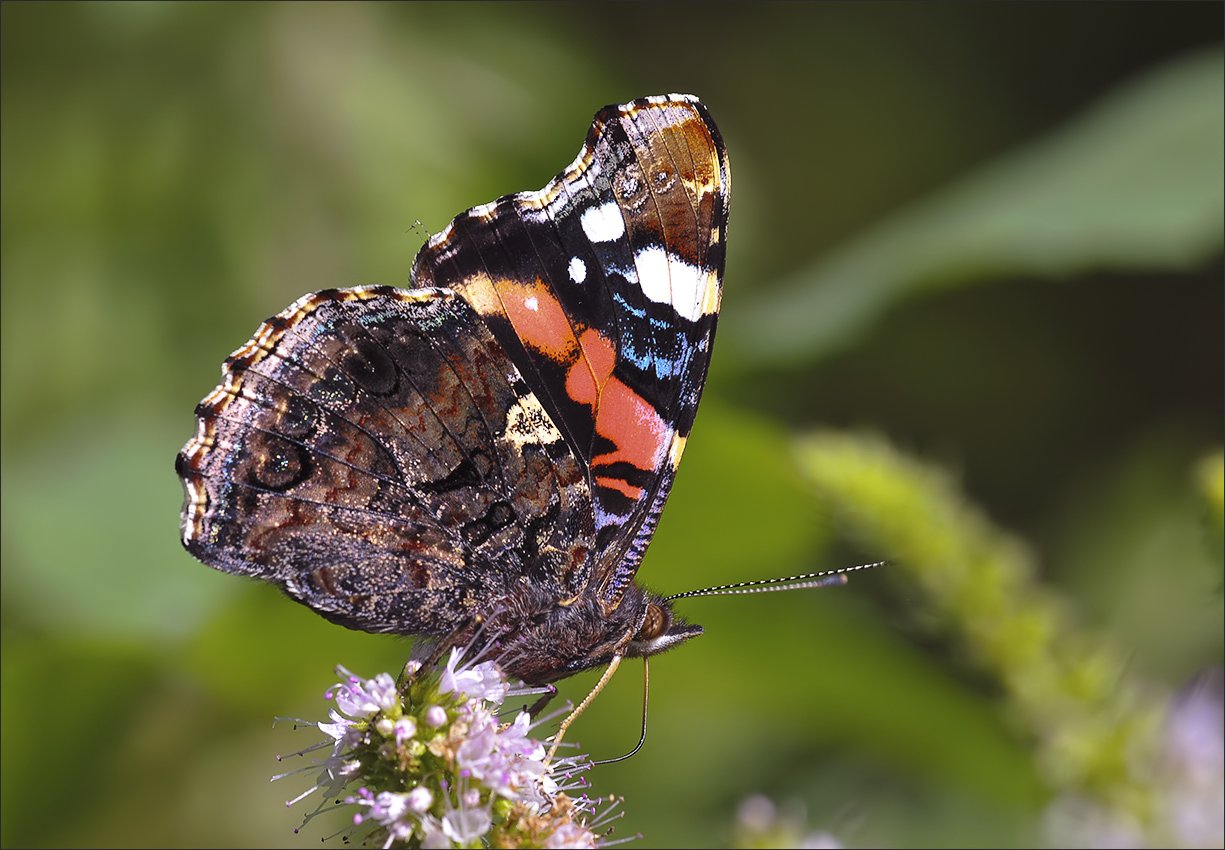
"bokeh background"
2,3,1221,848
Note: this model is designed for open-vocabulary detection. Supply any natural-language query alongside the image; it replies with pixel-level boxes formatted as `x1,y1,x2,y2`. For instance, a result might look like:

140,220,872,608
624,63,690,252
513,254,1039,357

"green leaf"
733,48,1224,365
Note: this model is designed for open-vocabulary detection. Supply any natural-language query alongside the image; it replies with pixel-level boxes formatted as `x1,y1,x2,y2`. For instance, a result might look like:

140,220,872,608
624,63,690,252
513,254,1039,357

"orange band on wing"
496,279,579,362
589,379,668,471
594,476,643,500
568,331,670,475
488,285,672,487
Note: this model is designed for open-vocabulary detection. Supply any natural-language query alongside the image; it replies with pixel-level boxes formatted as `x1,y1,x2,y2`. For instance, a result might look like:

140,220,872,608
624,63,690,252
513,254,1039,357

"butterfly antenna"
591,656,649,766
546,654,623,763
664,560,885,601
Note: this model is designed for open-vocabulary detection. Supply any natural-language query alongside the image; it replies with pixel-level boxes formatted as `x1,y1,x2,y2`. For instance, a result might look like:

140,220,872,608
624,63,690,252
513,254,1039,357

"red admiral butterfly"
178,95,731,686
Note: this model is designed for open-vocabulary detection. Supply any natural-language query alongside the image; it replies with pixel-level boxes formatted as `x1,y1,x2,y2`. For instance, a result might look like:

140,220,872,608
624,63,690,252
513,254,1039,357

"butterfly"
176,94,730,688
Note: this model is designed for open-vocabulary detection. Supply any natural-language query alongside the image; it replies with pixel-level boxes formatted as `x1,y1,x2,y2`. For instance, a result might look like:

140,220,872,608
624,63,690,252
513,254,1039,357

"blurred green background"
2,3,1221,848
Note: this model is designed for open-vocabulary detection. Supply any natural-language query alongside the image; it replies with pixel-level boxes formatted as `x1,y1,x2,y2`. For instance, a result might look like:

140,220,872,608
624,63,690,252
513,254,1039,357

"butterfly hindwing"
177,286,596,633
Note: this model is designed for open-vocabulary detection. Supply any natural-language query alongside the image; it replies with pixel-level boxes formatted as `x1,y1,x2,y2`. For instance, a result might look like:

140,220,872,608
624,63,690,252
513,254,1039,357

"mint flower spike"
272,645,624,848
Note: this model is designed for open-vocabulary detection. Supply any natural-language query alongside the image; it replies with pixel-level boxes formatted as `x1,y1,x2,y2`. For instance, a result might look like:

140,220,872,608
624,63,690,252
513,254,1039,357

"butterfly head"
622,592,703,660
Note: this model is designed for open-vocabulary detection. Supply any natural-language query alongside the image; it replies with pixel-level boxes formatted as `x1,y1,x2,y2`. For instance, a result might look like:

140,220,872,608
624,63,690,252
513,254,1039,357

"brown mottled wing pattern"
412,95,730,614
177,286,594,634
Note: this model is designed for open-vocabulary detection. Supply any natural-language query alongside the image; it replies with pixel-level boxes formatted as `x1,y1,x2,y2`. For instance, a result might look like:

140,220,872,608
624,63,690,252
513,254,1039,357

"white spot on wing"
524,296,539,312
634,246,710,322
568,257,586,283
580,202,625,242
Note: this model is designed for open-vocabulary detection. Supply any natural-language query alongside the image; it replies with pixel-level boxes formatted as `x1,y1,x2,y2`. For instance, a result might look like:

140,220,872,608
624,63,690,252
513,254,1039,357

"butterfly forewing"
412,95,730,609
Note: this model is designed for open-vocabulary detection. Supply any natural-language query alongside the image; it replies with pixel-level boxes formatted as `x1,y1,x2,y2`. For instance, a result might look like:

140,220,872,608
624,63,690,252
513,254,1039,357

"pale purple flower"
546,821,600,849
1043,797,1145,849
352,788,410,825
350,788,421,848
317,709,356,743
736,794,844,850
442,806,492,844
406,786,433,814
737,794,776,833
424,705,448,728
329,667,398,719
451,703,550,804
455,707,500,769
393,717,417,744
440,646,508,703
1159,668,1224,849
418,816,449,849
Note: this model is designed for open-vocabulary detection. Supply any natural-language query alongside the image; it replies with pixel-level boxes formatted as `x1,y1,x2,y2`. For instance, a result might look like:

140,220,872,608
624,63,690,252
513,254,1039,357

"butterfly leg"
546,654,624,762
397,630,463,693
524,684,558,718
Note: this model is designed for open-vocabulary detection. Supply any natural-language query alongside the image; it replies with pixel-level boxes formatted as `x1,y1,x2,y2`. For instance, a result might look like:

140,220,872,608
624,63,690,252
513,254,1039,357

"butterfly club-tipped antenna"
664,560,886,602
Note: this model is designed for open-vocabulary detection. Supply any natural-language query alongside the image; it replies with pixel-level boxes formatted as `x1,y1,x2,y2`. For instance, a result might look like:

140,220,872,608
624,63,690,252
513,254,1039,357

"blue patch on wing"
612,293,688,379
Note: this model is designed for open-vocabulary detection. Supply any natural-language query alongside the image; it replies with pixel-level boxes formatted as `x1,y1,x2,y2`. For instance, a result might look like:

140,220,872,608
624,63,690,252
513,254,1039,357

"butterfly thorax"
484,583,703,685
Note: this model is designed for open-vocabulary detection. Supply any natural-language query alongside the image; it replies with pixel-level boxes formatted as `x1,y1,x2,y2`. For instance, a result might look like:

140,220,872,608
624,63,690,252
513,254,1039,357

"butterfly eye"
635,603,669,642
624,600,702,661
